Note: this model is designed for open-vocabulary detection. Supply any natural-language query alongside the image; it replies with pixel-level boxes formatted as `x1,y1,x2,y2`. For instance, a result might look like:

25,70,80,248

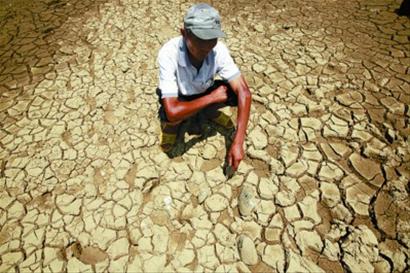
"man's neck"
188,52,203,70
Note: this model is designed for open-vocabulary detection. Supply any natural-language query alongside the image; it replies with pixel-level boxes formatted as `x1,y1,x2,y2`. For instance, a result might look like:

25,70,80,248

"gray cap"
184,3,225,40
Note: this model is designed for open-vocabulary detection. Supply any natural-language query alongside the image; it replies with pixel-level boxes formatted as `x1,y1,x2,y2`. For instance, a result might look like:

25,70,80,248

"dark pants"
156,80,238,122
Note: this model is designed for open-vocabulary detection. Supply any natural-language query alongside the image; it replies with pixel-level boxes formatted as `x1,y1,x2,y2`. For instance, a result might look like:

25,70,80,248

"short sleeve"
157,47,179,98
215,42,241,81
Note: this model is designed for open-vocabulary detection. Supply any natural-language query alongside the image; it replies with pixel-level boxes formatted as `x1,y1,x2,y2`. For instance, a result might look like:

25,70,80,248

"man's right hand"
210,85,228,104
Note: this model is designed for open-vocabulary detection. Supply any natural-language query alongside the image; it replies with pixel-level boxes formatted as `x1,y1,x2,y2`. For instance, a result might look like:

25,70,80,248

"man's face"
184,30,217,63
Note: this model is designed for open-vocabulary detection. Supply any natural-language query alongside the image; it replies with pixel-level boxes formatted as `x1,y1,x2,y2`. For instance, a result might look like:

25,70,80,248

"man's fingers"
228,154,233,167
232,158,239,171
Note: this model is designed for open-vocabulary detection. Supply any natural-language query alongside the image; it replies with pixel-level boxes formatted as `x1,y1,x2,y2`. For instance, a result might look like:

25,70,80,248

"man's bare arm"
162,85,228,123
227,74,252,170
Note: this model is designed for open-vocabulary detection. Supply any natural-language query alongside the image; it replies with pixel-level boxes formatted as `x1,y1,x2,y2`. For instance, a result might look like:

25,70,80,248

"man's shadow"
164,113,235,161
396,0,410,16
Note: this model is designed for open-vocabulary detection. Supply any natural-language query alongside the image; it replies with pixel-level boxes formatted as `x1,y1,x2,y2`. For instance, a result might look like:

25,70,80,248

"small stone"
237,235,258,265
238,185,257,216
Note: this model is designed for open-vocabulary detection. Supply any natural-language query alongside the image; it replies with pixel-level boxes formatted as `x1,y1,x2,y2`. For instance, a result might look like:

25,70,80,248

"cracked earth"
0,0,409,272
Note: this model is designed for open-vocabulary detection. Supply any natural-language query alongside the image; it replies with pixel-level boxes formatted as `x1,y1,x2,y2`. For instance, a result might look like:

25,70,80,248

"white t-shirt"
157,36,240,98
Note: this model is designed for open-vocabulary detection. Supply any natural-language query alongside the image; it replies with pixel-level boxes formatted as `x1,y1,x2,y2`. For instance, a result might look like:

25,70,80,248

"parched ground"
0,0,409,272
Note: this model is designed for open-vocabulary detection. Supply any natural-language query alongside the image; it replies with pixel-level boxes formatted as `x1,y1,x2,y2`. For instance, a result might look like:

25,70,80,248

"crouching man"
156,3,251,171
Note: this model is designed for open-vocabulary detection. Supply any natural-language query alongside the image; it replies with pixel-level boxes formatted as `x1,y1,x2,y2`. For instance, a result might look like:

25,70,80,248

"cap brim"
190,28,225,40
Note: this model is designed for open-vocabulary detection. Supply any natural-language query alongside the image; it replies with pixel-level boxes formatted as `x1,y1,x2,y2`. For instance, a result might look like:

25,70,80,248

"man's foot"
160,131,177,152
160,122,180,152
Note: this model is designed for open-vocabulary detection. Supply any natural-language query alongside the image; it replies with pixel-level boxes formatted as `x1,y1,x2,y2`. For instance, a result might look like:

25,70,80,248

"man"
156,3,251,171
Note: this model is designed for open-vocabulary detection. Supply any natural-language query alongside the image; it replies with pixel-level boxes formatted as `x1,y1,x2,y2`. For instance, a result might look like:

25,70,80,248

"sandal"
160,132,177,152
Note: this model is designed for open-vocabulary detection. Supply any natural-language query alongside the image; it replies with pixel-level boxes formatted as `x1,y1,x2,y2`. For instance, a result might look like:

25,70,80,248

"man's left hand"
227,142,244,171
